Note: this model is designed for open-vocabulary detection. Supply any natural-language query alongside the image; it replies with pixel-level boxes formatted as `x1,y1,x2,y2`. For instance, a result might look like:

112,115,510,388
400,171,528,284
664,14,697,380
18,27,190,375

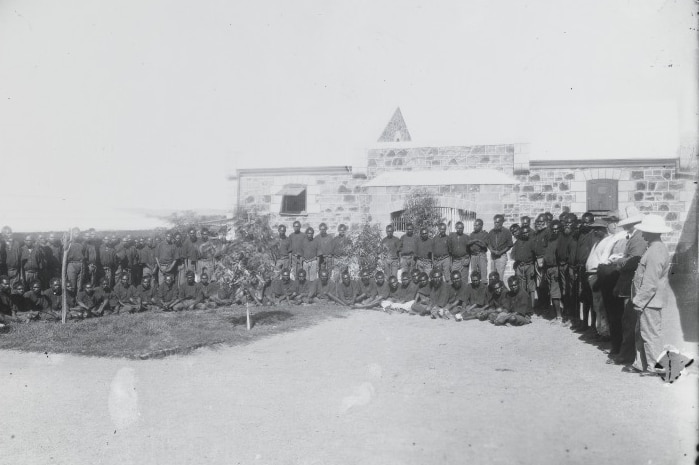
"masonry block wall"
367,144,516,178
510,162,691,253
238,172,368,231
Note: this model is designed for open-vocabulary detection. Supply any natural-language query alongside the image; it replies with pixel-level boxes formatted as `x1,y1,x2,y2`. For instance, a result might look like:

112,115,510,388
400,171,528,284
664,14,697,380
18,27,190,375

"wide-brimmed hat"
635,214,672,234
602,210,620,222
618,205,644,227
589,220,609,229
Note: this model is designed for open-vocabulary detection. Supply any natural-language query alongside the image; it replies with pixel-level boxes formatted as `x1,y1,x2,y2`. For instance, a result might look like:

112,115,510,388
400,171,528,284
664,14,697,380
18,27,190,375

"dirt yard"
1,296,697,465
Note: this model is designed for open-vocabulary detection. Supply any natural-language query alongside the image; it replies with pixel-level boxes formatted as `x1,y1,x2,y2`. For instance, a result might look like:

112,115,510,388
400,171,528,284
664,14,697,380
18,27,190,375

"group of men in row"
0,226,225,293
271,217,511,283
260,266,532,326
0,269,243,321
270,207,672,374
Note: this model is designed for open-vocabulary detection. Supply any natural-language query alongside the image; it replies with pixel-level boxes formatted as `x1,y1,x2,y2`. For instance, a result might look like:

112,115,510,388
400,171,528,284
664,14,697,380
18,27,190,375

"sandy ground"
1,296,697,465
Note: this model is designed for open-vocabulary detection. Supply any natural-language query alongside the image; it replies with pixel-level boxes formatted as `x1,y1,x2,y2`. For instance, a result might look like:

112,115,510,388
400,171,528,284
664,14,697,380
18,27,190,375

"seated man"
382,273,416,313
269,269,298,305
409,272,432,316
113,272,138,314
133,275,158,312
354,270,390,310
24,280,56,320
0,275,21,325
427,269,452,319
491,276,532,326
77,281,109,317
308,270,339,304
334,272,358,307
174,270,206,310
352,270,379,308
44,277,82,320
157,273,182,311
95,277,118,316
445,271,466,320
291,269,313,305
198,273,218,308
478,279,508,322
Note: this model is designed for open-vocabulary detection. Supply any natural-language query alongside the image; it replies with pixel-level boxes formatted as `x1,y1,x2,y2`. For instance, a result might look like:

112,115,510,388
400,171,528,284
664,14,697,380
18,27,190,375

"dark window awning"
276,184,306,196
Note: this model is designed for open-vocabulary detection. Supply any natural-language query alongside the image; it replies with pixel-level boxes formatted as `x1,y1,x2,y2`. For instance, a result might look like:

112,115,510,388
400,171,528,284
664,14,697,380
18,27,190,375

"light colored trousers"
633,306,662,372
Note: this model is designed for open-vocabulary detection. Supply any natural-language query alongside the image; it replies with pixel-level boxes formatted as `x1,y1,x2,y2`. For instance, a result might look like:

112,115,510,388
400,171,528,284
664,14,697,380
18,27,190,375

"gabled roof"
378,107,412,143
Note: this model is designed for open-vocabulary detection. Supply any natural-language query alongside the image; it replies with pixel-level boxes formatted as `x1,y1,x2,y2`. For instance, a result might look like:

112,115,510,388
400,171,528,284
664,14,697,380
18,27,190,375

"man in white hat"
622,214,671,374
608,206,647,364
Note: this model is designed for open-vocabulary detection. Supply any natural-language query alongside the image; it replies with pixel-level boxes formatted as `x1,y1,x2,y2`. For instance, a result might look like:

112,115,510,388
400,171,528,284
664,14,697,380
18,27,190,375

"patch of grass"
0,305,350,358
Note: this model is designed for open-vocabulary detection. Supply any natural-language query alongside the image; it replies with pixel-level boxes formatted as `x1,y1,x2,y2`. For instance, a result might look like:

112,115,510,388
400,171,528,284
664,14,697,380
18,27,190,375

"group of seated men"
0,270,242,323
259,266,531,326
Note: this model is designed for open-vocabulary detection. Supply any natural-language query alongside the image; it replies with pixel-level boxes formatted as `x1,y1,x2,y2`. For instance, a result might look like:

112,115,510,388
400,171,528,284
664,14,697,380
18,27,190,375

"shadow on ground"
229,310,293,329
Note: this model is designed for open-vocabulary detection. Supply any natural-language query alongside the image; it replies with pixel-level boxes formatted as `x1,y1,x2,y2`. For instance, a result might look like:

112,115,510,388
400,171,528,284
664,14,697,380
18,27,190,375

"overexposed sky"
0,0,696,222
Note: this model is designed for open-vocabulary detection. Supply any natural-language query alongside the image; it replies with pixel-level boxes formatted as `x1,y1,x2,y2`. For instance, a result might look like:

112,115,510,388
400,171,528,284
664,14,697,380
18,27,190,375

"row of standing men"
0,226,226,292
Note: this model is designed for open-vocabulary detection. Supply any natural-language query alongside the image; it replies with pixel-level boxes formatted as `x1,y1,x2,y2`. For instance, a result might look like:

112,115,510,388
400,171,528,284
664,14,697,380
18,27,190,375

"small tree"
402,189,442,234
333,222,384,278
213,208,275,328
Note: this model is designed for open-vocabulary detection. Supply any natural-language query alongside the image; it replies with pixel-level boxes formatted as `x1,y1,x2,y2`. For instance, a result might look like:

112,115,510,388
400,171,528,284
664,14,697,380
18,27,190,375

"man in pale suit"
622,215,671,375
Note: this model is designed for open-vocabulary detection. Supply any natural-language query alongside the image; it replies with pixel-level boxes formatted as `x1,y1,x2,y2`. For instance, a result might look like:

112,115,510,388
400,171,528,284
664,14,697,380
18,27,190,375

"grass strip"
0,305,350,359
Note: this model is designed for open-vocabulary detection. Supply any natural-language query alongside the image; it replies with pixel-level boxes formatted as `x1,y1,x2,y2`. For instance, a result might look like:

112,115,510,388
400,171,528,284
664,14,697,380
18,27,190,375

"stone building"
230,108,697,255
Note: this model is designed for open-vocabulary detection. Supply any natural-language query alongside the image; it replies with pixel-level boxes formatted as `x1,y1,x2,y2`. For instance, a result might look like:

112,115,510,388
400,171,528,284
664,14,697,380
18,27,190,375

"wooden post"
60,229,71,324
246,300,251,331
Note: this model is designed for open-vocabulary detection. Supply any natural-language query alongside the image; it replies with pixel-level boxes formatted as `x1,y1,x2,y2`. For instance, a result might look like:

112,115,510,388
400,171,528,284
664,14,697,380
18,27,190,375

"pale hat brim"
636,223,672,234
635,214,672,234
618,215,644,227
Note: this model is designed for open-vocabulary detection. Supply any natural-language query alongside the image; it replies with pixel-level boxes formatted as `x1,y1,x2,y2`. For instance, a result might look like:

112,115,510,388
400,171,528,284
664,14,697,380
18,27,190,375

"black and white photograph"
0,1,697,464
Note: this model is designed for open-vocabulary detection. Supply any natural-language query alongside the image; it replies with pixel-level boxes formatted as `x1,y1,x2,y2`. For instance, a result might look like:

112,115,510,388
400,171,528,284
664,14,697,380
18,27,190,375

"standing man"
556,215,576,323
139,236,159,288
380,225,401,279
573,212,596,332
99,234,117,288
584,220,611,338
84,229,101,289
486,214,513,280
448,221,470,279
45,233,64,284
331,224,351,281
155,232,178,286
273,225,292,276
64,229,86,292
431,223,450,280
625,215,671,374
415,227,433,275
301,227,319,281
198,229,217,280
4,228,23,288
611,208,647,365
511,225,536,308
399,223,418,280
316,223,334,277
468,219,489,279
289,221,305,278
20,235,44,291
542,220,563,322
182,228,200,278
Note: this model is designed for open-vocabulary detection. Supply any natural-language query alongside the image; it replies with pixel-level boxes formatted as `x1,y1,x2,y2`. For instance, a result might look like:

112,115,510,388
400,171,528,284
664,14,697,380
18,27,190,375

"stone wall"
367,144,518,178
238,172,369,231
508,163,693,252
236,156,695,253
